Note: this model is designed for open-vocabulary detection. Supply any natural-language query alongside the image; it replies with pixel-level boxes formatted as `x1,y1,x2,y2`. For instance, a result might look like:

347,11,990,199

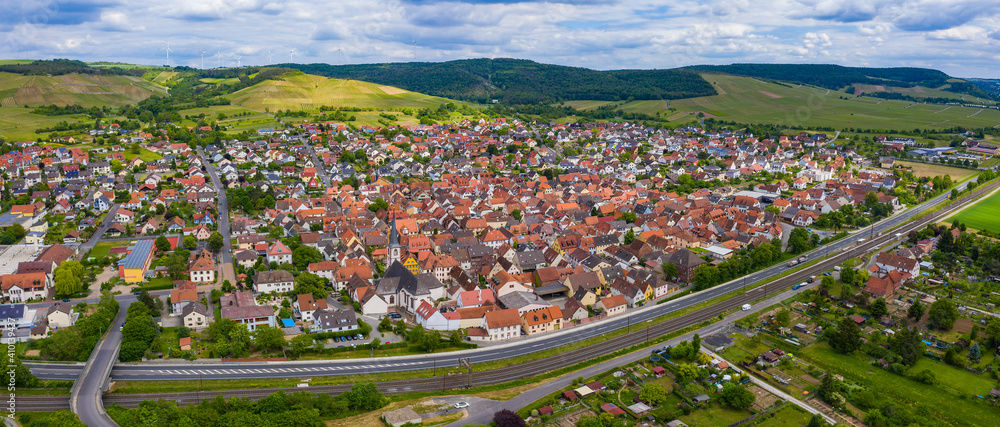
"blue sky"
2,0,999,78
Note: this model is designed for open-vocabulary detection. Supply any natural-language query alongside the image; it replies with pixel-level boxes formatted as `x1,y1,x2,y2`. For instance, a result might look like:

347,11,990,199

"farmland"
949,190,1000,233
0,72,165,108
567,74,1000,131
0,107,95,141
892,160,979,182
225,72,464,112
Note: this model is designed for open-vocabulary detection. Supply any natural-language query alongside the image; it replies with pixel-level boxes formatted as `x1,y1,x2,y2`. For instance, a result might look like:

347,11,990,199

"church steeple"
387,212,402,267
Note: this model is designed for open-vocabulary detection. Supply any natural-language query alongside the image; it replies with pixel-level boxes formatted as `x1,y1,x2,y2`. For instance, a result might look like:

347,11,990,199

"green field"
226,72,465,111
950,189,1000,233
0,60,34,65
800,344,1000,426
893,160,978,181
0,107,93,141
0,72,165,108
567,74,1000,130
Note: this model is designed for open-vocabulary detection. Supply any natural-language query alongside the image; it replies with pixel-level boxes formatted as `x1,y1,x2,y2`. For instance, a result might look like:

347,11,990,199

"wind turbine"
288,47,296,63
162,42,172,64
200,49,208,69
235,55,242,68
216,50,222,68
267,49,273,65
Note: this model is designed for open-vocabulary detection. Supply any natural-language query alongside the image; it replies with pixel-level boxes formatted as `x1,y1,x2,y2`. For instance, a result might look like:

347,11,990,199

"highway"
27,177,993,383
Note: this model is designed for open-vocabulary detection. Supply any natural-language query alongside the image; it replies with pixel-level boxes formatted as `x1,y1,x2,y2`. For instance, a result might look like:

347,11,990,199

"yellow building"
402,256,420,275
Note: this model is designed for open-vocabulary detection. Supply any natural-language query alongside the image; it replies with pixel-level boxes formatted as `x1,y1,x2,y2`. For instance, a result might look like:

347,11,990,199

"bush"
911,369,937,385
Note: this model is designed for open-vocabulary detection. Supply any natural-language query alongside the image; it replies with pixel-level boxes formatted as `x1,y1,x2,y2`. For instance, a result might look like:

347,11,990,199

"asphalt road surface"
198,147,235,286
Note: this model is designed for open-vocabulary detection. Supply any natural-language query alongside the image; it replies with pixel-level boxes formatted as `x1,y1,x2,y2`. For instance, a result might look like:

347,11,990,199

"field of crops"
951,190,1000,233
225,72,461,111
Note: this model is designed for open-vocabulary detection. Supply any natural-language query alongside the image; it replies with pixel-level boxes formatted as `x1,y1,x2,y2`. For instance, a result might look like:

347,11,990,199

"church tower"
387,213,402,267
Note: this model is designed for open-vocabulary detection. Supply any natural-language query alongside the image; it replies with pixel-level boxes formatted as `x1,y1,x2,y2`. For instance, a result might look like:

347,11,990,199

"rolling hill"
565,74,1000,131
281,59,717,104
0,72,165,108
224,71,461,111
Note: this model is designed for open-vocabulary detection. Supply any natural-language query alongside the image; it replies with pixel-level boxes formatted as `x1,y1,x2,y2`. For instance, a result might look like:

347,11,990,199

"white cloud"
804,32,832,49
98,11,145,32
926,25,987,41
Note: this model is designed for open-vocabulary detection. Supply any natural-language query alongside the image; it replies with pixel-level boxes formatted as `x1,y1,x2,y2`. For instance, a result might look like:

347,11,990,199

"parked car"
454,402,469,409
792,283,806,290
741,304,752,311
356,334,364,340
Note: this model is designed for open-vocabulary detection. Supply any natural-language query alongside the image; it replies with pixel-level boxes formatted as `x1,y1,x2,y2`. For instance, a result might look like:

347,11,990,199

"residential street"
76,202,122,260
197,147,235,287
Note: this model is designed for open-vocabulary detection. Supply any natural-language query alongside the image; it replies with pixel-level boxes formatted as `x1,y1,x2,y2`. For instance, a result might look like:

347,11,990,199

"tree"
840,267,855,285
890,327,923,366
344,382,389,411
624,229,636,245
817,373,842,405
493,409,525,427
119,302,157,362
719,383,755,410
639,383,668,406
54,260,85,297
968,341,982,362
829,317,862,354
292,272,328,299
183,235,197,249
367,197,389,213
0,353,37,389
662,263,678,281
511,209,522,221
155,235,172,252
927,299,958,330
252,325,286,352
292,246,323,270
776,309,791,327
870,298,888,319
137,290,157,314
691,264,720,290
208,232,224,252
691,333,701,353
865,191,879,206
229,324,251,358
674,363,699,384
907,300,925,320
807,414,826,427
788,227,813,254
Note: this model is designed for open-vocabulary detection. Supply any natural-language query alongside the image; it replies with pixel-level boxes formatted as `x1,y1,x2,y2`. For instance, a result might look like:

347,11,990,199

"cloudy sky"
2,0,1000,77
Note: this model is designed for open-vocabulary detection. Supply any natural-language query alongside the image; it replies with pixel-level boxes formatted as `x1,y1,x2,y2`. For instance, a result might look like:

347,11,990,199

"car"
62,298,71,302
792,283,805,290
454,402,469,409
356,334,364,340
741,304,751,311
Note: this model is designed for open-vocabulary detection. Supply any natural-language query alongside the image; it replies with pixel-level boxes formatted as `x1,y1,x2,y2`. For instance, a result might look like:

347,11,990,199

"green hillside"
281,59,717,104
0,72,165,108
567,74,1000,130
225,72,462,111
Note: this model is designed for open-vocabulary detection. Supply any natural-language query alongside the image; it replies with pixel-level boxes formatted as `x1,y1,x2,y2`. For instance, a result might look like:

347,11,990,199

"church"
374,215,446,313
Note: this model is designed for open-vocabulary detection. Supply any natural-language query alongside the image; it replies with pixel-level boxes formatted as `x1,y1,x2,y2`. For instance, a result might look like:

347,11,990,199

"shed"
600,403,627,415
574,385,594,397
563,390,579,401
382,407,421,427
538,405,554,416
652,366,666,376
281,318,296,328
179,337,191,351
693,394,710,404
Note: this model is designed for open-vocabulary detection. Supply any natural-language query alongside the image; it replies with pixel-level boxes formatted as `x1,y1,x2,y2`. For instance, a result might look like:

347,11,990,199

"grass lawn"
894,160,978,181
87,241,119,259
678,401,749,426
124,148,163,162
799,343,1000,426
753,403,812,427
132,276,175,292
950,189,1000,233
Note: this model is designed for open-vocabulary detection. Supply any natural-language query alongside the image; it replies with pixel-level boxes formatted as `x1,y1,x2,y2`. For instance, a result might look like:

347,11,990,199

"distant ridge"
278,58,718,104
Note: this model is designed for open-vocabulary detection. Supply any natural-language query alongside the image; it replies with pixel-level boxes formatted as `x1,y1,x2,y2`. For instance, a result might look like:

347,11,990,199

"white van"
741,304,751,311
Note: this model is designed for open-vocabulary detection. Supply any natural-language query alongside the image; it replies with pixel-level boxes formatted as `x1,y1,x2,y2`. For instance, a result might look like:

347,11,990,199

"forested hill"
278,59,717,104
682,63,994,99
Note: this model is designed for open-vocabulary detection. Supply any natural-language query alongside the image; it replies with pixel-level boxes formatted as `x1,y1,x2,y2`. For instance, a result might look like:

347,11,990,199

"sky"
2,0,1000,78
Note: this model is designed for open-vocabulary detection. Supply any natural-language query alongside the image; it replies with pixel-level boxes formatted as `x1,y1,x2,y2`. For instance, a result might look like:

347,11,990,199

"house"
667,249,705,283
521,306,563,335
170,282,198,314
181,302,209,330
235,250,259,268
188,250,216,284
382,407,422,427
482,308,522,340
874,252,919,278
294,293,328,323
254,270,294,294
1,272,51,302
45,302,77,329
457,288,496,308
220,292,275,331
114,208,136,223
596,294,627,316
415,300,454,330
266,240,293,265
311,308,358,333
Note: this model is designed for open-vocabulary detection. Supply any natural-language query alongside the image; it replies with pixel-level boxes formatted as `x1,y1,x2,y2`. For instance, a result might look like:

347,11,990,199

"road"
197,147,235,287
28,178,989,382
69,296,134,427
302,139,332,187
77,202,122,260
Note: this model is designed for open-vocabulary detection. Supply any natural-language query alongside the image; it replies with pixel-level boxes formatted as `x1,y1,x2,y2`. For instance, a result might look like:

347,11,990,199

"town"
2,111,1000,426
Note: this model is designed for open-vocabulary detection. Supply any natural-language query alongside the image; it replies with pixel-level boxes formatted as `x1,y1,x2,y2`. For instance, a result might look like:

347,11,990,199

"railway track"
23,179,1000,411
